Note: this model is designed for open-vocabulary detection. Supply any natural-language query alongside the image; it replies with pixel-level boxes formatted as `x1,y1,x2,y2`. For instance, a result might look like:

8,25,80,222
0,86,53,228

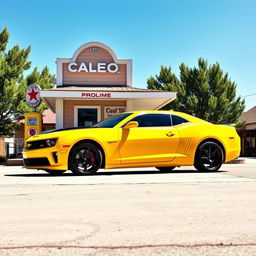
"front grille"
24,158,50,166
26,140,46,150
26,138,57,150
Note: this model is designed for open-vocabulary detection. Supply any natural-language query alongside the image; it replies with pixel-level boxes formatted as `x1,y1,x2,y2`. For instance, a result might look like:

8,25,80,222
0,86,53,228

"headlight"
26,138,58,150
45,139,57,147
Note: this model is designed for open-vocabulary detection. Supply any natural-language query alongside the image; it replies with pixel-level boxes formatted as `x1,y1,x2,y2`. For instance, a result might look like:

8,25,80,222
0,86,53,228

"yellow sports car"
23,110,240,175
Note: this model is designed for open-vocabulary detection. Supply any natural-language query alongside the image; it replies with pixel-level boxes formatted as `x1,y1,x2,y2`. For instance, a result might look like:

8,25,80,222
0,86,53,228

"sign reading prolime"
81,92,112,98
26,84,41,108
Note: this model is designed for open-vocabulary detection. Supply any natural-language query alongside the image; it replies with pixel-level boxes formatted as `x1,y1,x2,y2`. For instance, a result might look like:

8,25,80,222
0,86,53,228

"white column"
55,98,63,129
126,99,134,111
126,60,133,86
56,59,63,86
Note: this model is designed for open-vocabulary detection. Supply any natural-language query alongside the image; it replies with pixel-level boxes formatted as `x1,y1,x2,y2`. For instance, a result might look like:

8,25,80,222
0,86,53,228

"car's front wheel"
69,142,103,175
194,141,224,172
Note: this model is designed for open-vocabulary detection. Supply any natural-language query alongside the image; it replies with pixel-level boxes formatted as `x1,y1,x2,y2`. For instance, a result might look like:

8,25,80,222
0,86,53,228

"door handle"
166,131,175,137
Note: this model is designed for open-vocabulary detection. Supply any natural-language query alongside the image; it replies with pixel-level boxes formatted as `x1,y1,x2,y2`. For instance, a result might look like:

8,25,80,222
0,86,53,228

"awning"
40,86,176,112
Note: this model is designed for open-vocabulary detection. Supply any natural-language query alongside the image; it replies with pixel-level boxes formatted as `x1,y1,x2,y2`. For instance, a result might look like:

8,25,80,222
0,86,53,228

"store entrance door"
75,107,100,127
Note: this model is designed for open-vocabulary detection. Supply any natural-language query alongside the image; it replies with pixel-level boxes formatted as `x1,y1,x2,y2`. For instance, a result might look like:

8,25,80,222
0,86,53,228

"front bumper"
23,146,70,170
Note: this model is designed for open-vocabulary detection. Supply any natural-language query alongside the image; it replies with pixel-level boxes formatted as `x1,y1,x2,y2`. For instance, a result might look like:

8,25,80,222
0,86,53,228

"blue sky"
1,0,255,110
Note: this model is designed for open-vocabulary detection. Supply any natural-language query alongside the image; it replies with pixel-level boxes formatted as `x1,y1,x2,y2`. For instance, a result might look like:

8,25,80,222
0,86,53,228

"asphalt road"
0,162,256,256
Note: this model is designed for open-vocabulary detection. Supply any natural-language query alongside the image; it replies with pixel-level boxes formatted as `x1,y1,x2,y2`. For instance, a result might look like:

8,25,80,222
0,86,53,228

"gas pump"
24,112,42,140
24,84,42,140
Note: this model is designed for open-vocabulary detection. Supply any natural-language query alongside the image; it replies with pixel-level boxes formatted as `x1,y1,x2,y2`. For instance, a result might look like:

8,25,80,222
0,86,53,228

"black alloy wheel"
156,166,176,172
69,142,103,175
194,141,224,172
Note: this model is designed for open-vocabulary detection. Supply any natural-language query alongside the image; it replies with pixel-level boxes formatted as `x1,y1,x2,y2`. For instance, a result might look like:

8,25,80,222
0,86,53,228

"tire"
69,142,103,175
44,170,66,175
194,141,224,172
156,166,176,172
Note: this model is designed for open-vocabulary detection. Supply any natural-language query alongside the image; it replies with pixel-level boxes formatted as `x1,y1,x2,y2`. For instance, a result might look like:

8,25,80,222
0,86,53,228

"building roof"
40,86,177,113
240,105,256,124
45,86,165,92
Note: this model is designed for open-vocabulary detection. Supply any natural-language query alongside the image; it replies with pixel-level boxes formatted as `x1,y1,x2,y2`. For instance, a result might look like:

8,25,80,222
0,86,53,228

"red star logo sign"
27,88,38,101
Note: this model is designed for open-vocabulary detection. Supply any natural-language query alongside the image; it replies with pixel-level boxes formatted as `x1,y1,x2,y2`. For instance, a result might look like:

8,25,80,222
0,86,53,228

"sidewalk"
239,157,256,164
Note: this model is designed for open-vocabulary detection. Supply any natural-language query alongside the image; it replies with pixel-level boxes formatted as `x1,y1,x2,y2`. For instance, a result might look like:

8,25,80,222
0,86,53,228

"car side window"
171,115,189,126
131,114,172,127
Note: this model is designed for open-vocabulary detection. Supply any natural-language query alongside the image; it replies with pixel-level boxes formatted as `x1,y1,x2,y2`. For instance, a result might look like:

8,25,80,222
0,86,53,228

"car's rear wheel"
156,166,176,172
194,141,224,172
69,142,103,175
44,170,66,175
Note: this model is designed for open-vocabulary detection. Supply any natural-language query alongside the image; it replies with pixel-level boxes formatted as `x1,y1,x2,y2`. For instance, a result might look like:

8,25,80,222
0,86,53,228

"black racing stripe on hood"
40,127,91,134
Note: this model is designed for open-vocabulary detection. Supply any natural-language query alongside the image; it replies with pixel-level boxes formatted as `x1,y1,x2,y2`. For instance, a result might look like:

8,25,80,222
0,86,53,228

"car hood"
40,127,92,134
26,127,99,142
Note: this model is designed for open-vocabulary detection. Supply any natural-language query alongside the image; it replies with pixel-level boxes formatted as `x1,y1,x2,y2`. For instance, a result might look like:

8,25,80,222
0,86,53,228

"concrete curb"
225,158,245,164
225,157,256,164
6,158,23,166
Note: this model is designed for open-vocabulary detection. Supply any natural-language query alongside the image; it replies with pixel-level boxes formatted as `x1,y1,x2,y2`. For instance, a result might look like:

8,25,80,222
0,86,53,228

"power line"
243,92,256,98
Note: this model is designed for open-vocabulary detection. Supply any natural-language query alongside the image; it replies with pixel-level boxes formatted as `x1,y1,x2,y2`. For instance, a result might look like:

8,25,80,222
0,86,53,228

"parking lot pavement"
222,162,256,179
0,163,256,256
0,163,256,185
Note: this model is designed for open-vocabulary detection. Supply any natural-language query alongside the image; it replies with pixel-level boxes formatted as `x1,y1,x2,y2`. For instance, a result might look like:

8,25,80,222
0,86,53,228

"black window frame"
93,112,132,128
126,113,173,128
170,114,189,126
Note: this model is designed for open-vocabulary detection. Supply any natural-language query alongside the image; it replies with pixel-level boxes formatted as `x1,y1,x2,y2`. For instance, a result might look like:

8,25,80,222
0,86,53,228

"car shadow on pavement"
4,169,227,177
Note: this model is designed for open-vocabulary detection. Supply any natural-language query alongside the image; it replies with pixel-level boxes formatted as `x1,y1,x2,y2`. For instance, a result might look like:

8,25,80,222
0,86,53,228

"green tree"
147,58,245,124
0,27,54,136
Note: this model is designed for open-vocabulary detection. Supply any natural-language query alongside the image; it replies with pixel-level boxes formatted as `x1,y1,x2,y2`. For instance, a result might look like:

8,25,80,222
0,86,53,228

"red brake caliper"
89,152,95,163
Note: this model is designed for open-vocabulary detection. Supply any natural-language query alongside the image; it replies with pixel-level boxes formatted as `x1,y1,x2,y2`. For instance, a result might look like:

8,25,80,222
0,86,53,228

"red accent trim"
62,145,70,148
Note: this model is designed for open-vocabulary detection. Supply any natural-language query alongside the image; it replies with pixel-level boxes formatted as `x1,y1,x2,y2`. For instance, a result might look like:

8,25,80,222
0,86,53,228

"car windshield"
93,113,132,128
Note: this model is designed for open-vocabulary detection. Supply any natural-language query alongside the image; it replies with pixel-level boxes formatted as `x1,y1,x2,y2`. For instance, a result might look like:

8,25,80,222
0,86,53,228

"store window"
74,106,101,127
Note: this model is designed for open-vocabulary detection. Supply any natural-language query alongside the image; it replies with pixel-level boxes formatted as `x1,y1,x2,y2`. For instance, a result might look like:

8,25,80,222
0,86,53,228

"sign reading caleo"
68,62,119,73
26,84,41,108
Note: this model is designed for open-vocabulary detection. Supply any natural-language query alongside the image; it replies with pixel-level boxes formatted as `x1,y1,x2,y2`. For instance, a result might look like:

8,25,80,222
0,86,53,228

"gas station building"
40,42,176,129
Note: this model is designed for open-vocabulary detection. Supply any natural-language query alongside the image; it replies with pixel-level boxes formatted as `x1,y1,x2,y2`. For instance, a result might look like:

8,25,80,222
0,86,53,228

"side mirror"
123,121,139,129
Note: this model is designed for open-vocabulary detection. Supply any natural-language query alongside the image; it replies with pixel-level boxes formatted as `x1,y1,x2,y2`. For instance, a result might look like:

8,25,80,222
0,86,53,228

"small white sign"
27,117,38,126
26,84,41,108
104,106,126,119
